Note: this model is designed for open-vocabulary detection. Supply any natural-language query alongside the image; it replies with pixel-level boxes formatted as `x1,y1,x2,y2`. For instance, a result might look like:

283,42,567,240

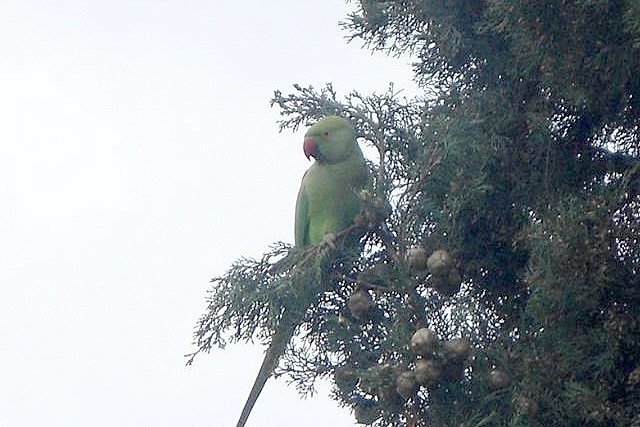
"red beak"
303,137,317,160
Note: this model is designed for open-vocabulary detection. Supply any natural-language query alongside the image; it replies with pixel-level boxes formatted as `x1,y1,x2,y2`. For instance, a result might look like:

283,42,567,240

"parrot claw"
320,233,337,250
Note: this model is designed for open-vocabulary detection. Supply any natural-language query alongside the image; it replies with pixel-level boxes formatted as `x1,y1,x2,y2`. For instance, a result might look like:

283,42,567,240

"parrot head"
303,116,358,164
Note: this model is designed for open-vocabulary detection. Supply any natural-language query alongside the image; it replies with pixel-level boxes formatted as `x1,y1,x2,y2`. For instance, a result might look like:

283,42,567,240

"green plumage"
295,116,371,247
235,116,371,427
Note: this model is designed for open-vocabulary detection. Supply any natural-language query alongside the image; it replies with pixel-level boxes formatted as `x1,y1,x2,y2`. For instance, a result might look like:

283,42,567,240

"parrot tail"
235,319,296,427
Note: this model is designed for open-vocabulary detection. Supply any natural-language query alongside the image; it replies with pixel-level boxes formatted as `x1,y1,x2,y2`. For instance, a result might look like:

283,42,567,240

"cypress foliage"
193,1,640,425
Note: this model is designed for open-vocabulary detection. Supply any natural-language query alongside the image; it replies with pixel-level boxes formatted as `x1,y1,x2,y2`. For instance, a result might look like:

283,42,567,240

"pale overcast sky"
0,1,418,426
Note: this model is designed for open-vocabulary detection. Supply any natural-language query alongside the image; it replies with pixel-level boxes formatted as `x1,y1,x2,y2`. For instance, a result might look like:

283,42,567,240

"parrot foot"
320,233,337,250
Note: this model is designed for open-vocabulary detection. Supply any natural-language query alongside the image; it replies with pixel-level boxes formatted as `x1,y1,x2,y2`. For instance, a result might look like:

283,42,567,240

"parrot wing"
294,172,310,248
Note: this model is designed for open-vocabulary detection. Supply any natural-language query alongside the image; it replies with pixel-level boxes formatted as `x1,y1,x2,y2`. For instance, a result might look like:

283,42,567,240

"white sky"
0,1,418,426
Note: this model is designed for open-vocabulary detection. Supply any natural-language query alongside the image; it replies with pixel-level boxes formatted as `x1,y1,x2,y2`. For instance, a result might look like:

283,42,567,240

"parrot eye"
323,131,330,137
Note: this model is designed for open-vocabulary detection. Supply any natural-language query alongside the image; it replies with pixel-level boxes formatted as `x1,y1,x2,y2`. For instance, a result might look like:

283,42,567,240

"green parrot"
235,116,372,427
295,115,372,247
